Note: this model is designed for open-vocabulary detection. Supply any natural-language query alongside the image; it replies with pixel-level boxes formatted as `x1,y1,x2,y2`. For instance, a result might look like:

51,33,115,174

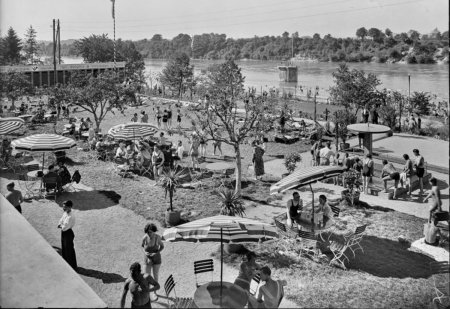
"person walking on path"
141,223,164,302
57,200,77,271
140,111,149,123
5,182,24,214
155,107,162,129
412,149,425,195
213,129,223,156
120,262,160,308
361,154,374,194
252,140,265,180
176,108,182,129
424,177,442,223
311,139,323,166
189,133,200,169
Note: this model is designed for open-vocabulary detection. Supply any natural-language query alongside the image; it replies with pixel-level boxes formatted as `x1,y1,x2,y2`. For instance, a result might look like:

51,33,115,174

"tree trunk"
169,189,173,212
234,145,242,195
10,98,16,110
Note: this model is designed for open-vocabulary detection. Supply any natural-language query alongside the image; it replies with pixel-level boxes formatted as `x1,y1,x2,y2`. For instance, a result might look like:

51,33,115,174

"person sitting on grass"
57,161,72,187
424,218,442,246
234,251,261,291
381,160,400,199
120,262,160,309
247,266,286,309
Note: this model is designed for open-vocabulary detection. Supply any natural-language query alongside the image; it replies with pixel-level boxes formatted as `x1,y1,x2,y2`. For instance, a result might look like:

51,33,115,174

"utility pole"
111,0,116,70
313,86,319,122
57,19,61,64
52,19,57,86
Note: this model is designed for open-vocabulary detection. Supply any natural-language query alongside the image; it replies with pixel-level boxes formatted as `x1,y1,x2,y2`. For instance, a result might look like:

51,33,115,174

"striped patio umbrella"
270,166,345,229
107,123,158,140
11,134,77,152
0,117,25,135
163,215,278,303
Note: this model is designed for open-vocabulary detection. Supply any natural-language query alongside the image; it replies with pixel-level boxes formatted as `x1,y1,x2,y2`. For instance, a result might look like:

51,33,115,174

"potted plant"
341,170,361,206
160,167,187,226
284,153,302,176
217,187,246,253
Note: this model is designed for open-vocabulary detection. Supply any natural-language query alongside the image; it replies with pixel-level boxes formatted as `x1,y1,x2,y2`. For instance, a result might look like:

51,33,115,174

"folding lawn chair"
163,274,194,308
274,219,298,252
344,224,367,257
330,205,341,217
329,240,349,270
429,261,450,304
298,230,319,259
194,259,214,288
42,176,60,202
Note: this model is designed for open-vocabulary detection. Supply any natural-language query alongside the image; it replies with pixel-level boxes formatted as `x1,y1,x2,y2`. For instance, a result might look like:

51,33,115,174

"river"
62,57,449,100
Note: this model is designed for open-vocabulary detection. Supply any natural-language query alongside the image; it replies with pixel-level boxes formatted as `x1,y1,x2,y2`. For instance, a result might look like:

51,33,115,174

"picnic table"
194,281,248,308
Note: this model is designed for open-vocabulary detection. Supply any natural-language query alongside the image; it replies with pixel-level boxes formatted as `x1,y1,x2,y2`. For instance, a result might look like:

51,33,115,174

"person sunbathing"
247,266,286,309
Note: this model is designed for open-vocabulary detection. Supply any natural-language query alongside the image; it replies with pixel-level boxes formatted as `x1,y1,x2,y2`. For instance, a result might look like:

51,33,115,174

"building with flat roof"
0,62,126,87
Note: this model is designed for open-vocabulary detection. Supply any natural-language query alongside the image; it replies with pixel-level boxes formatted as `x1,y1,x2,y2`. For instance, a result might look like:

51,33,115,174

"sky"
0,0,448,41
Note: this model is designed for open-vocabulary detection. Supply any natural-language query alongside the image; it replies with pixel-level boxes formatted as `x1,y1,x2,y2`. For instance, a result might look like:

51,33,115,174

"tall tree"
159,53,193,100
0,71,32,109
189,59,270,194
67,71,133,130
2,27,23,64
23,25,40,64
329,63,381,115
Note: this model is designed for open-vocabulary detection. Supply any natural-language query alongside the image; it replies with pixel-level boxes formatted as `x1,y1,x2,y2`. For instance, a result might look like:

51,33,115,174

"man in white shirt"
58,200,77,271
319,141,334,166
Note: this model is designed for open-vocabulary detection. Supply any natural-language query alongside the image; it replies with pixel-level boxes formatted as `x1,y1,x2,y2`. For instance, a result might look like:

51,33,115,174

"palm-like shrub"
217,187,245,217
159,167,187,212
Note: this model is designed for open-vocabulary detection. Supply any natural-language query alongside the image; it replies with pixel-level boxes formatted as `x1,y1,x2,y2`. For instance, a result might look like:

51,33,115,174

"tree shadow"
345,235,434,279
56,190,121,210
77,267,127,284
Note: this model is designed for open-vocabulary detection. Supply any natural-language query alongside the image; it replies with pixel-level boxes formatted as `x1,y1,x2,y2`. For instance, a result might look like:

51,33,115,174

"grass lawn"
4,96,442,308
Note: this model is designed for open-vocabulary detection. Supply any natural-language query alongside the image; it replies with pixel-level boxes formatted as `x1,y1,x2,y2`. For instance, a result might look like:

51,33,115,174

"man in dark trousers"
58,200,77,271
5,182,24,213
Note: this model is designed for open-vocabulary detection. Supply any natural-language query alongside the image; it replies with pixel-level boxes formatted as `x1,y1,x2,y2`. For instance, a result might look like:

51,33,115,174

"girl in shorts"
176,109,182,128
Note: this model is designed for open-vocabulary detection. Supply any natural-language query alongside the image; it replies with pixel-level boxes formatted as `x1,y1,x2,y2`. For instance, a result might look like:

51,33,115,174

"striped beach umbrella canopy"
107,123,158,140
270,166,345,230
11,134,77,152
163,215,278,298
0,117,25,135
270,166,345,195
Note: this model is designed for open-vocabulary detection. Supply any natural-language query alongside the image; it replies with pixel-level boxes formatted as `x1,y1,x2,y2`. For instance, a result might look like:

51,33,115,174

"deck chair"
429,261,450,304
344,224,367,257
330,205,341,217
298,230,319,259
329,240,349,270
250,273,261,295
42,176,60,202
194,259,214,288
163,274,194,308
274,219,298,252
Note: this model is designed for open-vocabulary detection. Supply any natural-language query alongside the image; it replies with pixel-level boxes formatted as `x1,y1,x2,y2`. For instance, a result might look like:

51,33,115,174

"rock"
398,235,409,244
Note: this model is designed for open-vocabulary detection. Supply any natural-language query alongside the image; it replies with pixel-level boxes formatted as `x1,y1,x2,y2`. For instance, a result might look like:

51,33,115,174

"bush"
406,55,417,64
388,48,402,61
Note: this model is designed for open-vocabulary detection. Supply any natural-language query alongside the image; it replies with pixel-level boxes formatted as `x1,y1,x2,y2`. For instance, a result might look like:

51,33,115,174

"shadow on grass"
77,267,127,284
357,201,395,212
346,235,434,279
56,190,121,210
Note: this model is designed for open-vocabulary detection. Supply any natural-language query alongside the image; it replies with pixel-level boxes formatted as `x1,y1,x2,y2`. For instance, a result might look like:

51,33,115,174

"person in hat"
57,200,77,270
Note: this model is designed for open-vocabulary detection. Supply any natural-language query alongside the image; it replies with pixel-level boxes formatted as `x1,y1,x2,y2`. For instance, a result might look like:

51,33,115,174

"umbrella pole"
220,227,223,308
310,183,314,232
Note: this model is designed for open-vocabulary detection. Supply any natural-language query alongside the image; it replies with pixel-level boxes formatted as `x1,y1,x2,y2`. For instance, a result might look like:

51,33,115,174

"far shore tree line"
1,26,448,66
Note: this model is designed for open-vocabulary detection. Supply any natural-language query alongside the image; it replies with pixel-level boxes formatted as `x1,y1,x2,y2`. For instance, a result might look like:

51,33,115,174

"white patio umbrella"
0,117,25,135
11,134,77,169
270,166,345,229
162,215,279,306
107,123,158,140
